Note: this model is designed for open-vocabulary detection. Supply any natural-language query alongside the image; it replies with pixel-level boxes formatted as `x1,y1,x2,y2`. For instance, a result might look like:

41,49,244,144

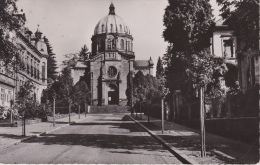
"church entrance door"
108,91,117,105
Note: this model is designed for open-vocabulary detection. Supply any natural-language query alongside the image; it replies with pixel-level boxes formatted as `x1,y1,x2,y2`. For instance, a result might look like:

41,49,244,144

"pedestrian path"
131,114,258,164
0,114,88,151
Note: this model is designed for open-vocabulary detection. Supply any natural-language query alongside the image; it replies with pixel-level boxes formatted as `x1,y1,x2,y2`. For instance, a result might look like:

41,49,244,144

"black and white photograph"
0,0,259,164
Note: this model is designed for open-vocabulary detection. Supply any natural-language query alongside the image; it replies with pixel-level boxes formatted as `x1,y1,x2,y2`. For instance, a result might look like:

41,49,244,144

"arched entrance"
107,84,118,105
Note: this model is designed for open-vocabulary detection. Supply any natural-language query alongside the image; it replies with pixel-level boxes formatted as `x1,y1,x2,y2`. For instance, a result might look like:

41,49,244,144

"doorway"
108,91,117,105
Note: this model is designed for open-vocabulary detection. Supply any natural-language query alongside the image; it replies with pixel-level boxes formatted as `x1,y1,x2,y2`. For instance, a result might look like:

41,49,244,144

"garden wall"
179,117,259,144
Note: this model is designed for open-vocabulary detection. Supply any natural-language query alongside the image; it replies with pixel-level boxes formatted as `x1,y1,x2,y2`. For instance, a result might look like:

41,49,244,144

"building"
70,3,154,106
223,1,260,92
211,18,237,65
0,11,48,107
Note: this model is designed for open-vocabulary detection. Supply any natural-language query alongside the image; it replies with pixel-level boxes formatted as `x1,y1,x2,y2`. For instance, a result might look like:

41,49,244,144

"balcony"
0,73,15,87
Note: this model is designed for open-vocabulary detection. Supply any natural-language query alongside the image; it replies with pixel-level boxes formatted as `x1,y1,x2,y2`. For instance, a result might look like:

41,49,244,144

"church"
70,3,154,106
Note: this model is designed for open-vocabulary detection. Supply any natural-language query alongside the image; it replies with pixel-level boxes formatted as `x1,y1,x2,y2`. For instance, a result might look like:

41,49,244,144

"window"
1,89,5,102
223,39,234,58
101,24,104,33
107,39,111,50
107,66,117,78
42,62,45,82
8,91,12,102
110,24,113,33
128,42,130,51
112,39,116,49
120,39,124,49
120,24,122,33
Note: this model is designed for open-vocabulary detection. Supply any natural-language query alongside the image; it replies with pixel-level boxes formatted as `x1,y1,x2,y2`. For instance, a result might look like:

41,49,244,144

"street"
0,114,181,164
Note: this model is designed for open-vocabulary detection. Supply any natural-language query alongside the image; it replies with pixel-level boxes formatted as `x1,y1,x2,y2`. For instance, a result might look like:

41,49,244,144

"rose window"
107,66,117,78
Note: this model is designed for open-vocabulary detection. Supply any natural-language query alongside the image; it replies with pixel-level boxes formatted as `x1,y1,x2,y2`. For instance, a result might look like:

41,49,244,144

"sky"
16,0,221,75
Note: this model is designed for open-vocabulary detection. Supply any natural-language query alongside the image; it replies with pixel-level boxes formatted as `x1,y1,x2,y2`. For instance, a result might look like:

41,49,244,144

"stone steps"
89,105,130,114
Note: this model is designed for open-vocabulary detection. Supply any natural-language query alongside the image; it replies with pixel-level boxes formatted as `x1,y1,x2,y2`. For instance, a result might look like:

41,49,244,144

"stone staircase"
89,105,130,114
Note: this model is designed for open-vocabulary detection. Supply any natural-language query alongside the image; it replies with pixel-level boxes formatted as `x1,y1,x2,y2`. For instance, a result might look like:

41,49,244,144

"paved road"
0,114,181,164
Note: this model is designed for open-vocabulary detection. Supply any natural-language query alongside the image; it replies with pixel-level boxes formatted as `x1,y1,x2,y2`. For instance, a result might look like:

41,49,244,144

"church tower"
89,3,135,106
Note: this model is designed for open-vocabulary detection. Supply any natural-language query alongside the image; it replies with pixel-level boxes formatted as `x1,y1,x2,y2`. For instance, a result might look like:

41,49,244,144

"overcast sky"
17,0,221,74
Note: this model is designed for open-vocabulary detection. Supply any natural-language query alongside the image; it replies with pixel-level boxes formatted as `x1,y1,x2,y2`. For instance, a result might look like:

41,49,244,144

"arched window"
112,39,116,49
42,62,45,82
101,24,104,33
110,24,113,33
107,39,111,50
120,25,122,33
120,39,124,49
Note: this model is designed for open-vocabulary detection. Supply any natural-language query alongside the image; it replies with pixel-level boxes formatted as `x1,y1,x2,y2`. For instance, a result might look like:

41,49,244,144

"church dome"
94,3,131,35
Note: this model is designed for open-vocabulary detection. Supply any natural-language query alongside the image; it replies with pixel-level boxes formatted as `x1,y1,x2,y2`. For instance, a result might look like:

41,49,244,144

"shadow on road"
25,133,169,154
0,134,25,140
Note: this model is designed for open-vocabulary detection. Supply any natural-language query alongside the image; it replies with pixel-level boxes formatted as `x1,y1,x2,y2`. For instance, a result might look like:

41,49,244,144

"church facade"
70,3,153,106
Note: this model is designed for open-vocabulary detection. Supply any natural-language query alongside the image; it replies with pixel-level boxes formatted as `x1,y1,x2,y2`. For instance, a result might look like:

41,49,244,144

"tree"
43,36,58,82
216,0,257,19
162,0,225,101
128,71,163,105
78,45,90,61
72,81,91,105
14,80,42,119
0,0,22,66
156,56,164,79
163,0,214,53
224,63,239,93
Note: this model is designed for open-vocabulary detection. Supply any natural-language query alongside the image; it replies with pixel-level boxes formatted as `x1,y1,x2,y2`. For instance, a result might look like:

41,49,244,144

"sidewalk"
0,114,89,151
130,114,258,164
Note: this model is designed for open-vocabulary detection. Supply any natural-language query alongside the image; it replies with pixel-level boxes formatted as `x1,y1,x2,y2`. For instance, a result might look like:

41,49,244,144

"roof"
134,60,149,67
94,4,131,35
70,59,87,68
75,61,87,68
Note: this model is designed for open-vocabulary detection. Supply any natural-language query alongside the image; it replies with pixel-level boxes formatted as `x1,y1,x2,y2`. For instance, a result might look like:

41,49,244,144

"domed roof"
94,3,131,35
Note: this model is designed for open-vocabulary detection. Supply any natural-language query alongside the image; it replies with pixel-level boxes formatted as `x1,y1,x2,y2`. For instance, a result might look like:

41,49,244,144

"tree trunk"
200,87,206,157
78,104,80,119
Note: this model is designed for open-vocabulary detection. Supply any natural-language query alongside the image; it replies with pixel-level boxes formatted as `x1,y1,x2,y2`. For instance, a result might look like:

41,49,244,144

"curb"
128,115,198,164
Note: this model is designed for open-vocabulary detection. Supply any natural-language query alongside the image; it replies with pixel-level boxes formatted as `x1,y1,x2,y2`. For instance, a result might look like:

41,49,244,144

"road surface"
0,114,181,164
